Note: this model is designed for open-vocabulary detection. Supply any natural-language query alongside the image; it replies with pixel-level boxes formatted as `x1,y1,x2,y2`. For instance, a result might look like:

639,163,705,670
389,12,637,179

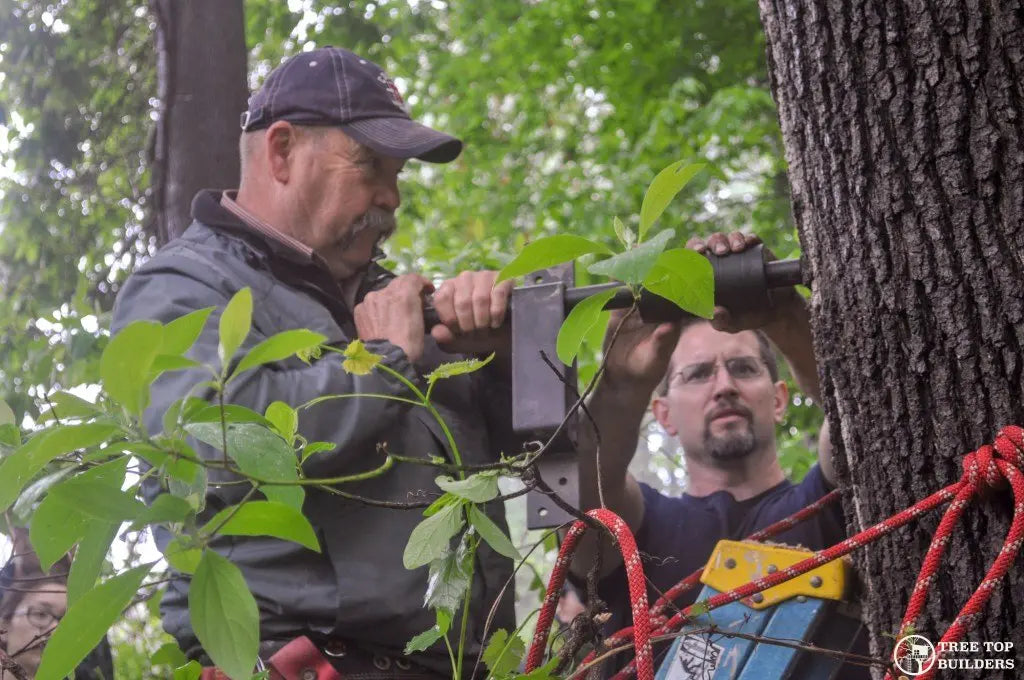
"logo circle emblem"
893,634,937,676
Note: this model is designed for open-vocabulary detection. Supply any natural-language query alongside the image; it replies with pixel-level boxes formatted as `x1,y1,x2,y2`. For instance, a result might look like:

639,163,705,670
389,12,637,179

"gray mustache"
352,209,397,241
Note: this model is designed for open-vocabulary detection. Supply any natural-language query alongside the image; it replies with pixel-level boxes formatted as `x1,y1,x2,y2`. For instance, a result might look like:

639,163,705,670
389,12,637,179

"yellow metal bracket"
700,539,847,610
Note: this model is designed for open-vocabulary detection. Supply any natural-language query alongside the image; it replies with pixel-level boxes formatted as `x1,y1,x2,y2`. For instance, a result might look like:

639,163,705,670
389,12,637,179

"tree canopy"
0,1,825,676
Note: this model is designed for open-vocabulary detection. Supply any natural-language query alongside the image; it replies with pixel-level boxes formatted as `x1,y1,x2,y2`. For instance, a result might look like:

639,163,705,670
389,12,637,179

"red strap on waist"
267,636,341,680
200,636,341,680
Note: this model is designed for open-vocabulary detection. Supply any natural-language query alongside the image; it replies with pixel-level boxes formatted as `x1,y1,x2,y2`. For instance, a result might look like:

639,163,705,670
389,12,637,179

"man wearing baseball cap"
113,47,517,678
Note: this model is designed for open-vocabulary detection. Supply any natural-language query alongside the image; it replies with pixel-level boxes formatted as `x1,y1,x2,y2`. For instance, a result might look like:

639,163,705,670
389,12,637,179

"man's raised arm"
570,312,681,579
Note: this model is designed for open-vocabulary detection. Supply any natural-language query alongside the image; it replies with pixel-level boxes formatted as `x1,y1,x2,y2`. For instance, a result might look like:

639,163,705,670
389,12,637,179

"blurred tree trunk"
759,0,1024,676
150,0,247,246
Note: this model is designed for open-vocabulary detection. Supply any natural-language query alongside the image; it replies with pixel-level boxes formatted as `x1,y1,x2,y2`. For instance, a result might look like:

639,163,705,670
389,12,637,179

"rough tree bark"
759,0,1024,676
150,0,248,246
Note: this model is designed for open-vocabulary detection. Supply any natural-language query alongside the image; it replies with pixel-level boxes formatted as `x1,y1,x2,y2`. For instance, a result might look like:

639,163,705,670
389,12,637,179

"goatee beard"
704,425,756,462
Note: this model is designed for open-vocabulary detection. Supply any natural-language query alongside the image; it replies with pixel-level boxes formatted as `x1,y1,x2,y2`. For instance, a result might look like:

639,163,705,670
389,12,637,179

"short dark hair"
655,318,779,397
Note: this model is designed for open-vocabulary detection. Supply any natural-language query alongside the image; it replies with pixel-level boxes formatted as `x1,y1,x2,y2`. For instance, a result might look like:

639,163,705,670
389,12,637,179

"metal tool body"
421,245,803,528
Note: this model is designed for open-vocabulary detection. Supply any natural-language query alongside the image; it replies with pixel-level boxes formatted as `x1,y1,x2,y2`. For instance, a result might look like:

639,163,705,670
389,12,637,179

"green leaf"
689,599,710,617
404,609,452,655
37,391,101,423
66,521,118,606
173,660,204,680
300,441,334,463
163,396,211,433
50,479,146,523
190,550,260,680
613,216,635,249
132,493,196,529
152,642,189,669
161,307,214,355
515,658,561,679
0,422,122,510
36,563,153,680
403,503,465,570
468,505,521,560
483,629,526,678
124,440,201,485
231,329,327,379
341,339,383,375
435,472,499,503
639,161,706,239
9,467,74,524
426,354,494,384
186,422,303,510
403,606,452,655
588,228,675,286
30,458,129,569
422,492,459,518
0,424,19,448
168,462,209,515
642,248,716,319
496,235,613,283
218,287,253,367
31,492,92,570
264,401,298,445
403,625,446,655
151,355,203,374
0,399,14,426
424,533,473,613
101,320,164,416
165,537,203,575
556,289,616,365
202,501,320,552
190,404,271,427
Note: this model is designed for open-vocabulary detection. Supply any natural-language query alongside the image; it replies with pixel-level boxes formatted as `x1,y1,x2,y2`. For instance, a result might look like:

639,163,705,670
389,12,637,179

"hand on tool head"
687,231,804,333
601,309,681,396
354,273,433,362
430,270,514,358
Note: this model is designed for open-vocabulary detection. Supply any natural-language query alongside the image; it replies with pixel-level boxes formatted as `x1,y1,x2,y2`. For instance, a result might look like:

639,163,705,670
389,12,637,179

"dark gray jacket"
112,191,516,674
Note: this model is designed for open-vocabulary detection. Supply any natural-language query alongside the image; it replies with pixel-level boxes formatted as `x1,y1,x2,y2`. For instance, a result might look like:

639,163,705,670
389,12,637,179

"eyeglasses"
12,606,63,630
671,356,767,387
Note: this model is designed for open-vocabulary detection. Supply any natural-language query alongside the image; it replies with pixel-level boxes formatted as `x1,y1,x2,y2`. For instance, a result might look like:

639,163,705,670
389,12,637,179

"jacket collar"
189,189,396,292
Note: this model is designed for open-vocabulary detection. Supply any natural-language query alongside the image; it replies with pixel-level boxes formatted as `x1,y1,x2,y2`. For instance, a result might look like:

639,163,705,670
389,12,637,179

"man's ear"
652,396,677,436
265,121,299,183
773,379,789,424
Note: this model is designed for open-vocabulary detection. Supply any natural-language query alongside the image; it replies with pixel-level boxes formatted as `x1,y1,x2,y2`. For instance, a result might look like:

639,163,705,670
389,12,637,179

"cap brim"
341,117,463,163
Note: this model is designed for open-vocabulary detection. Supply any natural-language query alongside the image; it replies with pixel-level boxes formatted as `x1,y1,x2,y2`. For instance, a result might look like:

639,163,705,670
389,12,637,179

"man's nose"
375,180,401,212
710,363,740,397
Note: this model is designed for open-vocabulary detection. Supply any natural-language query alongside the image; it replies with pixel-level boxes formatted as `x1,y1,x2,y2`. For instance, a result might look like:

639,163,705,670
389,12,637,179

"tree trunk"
759,0,1024,676
150,0,247,246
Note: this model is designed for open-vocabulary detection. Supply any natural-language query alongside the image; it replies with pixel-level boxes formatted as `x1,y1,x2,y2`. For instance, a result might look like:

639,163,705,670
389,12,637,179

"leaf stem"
455,530,479,680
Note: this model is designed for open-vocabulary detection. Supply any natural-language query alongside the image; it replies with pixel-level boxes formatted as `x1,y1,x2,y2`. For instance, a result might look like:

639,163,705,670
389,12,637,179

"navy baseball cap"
241,47,462,163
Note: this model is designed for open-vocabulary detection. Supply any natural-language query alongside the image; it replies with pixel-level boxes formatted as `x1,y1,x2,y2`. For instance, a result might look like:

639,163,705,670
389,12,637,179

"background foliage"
0,0,821,674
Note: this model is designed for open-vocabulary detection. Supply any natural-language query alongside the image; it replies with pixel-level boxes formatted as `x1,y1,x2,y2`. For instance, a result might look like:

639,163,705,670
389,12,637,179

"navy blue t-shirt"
597,464,845,634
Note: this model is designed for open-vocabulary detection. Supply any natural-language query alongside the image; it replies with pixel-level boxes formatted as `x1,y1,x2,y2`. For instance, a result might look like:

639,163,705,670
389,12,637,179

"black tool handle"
564,245,802,322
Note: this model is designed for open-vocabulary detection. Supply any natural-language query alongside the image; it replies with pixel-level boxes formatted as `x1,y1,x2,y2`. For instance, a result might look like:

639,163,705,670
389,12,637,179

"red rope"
588,488,843,662
525,508,654,679
552,426,1024,680
885,426,1024,680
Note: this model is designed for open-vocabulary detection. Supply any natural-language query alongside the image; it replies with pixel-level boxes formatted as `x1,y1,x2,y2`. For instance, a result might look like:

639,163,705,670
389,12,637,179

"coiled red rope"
525,426,1024,680
525,508,653,679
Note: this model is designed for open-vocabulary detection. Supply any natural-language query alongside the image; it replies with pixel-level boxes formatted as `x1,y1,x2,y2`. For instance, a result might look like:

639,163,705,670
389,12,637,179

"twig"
571,625,892,678
0,647,31,680
313,477,537,509
471,522,573,680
